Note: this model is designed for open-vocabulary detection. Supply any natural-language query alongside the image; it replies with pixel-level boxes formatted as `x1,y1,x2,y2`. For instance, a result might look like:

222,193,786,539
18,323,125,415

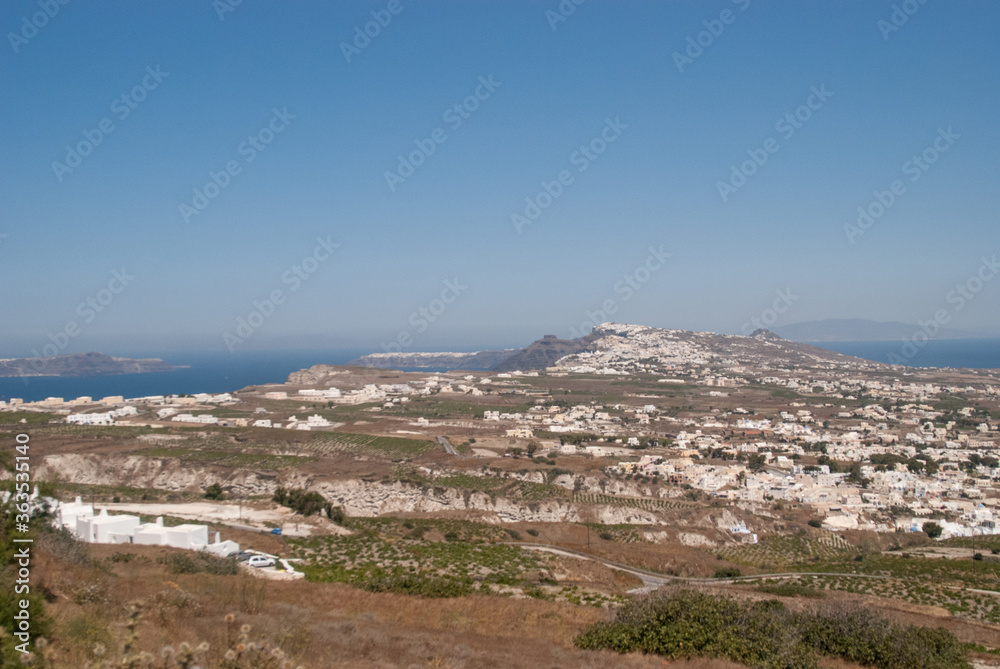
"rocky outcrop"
35,454,665,525
491,333,601,372
286,365,348,386
36,454,288,497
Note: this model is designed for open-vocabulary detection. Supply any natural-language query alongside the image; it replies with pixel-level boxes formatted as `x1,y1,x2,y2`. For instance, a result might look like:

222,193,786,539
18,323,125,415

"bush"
526,528,539,537
575,590,970,669
273,487,327,516
755,582,825,598
327,505,346,525
808,519,822,528
575,590,812,668
204,482,224,500
713,567,741,578
157,551,238,575
923,522,943,539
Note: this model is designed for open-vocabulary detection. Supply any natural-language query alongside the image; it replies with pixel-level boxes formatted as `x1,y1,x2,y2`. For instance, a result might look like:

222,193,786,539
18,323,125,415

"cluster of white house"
251,414,334,430
52,497,239,557
65,405,138,425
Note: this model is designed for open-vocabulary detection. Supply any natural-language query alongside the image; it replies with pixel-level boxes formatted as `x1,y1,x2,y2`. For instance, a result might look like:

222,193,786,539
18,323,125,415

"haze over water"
2,338,998,403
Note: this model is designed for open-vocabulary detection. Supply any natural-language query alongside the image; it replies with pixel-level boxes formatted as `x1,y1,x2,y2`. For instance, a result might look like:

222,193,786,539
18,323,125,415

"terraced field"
572,492,695,511
29,423,156,438
0,411,54,425
397,471,568,502
289,518,617,603
753,573,1000,624
300,432,437,459
715,532,854,568
138,447,312,470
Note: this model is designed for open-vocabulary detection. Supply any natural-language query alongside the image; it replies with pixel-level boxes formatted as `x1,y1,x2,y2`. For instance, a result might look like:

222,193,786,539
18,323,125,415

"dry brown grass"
37,542,749,668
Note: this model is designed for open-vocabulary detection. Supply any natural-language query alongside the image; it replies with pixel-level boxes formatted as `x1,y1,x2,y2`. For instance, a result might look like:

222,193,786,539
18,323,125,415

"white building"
77,509,141,544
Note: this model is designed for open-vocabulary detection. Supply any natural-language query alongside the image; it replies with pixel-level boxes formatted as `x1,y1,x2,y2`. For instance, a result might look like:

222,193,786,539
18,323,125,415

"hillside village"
4,324,998,543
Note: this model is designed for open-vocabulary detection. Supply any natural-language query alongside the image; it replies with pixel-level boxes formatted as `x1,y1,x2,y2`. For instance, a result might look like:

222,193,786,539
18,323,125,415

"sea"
0,349,369,403
808,338,1000,371
1,338,998,404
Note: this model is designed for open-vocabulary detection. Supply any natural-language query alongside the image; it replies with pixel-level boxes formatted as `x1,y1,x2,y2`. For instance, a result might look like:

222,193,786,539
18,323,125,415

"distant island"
773,318,989,342
0,352,181,378
343,325,873,374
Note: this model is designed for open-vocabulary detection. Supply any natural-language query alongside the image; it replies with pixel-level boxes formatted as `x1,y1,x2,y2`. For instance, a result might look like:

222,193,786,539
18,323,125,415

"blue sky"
1,0,998,355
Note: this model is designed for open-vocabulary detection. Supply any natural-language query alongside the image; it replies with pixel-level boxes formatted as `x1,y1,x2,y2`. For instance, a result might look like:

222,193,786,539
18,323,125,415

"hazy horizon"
3,1,998,358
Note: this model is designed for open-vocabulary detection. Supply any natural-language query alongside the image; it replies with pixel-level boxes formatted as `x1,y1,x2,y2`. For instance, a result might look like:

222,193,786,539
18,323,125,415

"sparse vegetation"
575,589,971,669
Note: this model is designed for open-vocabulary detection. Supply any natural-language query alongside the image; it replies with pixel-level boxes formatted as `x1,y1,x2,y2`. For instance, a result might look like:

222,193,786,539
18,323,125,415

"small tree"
327,504,346,525
923,521,943,539
204,483,224,500
526,441,539,457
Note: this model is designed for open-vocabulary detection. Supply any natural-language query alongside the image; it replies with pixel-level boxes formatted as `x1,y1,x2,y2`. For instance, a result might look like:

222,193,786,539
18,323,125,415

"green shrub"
713,567,741,578
755,582,824,598
575,590,970,669
327,505,346,524
272,487,327,516
157,551,238,575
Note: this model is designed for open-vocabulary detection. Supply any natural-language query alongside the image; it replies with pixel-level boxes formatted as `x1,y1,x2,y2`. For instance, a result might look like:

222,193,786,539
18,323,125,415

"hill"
0,351,180,378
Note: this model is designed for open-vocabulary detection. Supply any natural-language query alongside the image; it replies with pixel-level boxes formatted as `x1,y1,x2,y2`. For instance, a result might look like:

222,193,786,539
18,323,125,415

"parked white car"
246,555,275,568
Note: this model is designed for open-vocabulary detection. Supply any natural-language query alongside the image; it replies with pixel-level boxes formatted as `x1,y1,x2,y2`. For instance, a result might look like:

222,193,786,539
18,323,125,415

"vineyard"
138,447,311,470
572,492,695,511
752,573,1000,624
289,519,621,605
715,532,854,568
398,471,568,502
300,431,437,459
